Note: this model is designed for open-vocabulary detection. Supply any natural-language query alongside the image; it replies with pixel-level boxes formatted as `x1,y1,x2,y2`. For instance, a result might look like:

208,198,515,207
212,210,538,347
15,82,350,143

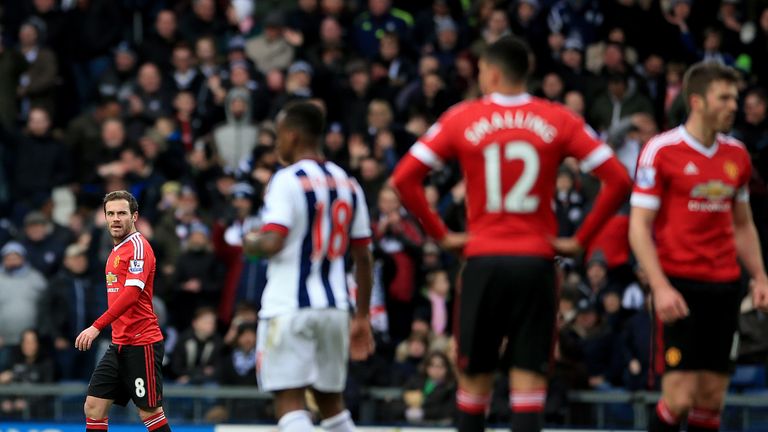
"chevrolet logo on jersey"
106,272,118,285
690,180,734,201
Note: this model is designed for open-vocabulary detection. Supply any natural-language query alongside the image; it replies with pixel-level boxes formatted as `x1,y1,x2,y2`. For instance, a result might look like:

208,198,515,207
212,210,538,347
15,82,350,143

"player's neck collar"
487,92,531,106
113,231,141,251
679,125,718,158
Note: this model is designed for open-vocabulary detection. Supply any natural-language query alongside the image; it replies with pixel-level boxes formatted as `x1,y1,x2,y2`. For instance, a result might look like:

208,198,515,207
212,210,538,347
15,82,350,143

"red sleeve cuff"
350,237,372,247
260,223,289,236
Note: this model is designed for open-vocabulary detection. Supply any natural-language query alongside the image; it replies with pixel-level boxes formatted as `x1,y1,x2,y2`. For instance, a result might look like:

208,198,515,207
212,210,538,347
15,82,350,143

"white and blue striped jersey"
258,159,372,318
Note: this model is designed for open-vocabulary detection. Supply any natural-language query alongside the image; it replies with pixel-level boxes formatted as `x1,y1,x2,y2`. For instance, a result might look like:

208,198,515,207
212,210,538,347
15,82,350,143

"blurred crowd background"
1,0,768,425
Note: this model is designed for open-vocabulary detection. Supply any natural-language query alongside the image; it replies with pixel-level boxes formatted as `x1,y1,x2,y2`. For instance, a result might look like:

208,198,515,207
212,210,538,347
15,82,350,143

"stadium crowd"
1,0,768,425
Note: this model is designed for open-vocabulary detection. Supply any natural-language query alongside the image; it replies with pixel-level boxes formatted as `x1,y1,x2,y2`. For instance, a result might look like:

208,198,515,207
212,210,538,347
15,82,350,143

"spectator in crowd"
353,0,413,57
170,222,225,329
589,72,654,132
402,351,457,425
20,210,68,278
0,37,26,128
16,18,59,121
374,186,424,342
140,10,181,74
246,12,295,76
213,87,258,172
0,242,47,371
0,107,71,220
99,41,138,101
40,243,106,381
171,306,223,384
179,0,226,47
0,329,54,418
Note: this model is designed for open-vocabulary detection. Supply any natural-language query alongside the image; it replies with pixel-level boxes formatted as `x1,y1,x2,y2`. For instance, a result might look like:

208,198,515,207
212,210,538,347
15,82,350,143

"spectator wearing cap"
353,0,414,58
213,87,258,172
0,242,47,370
139,10,181,74
555,37,600,101
21,210,68,278
169,222,225,329
179,0,227,49
16,19,59,122
411,0,459,51
427,17,462,69
40,243,106,380
0,107,72,219
268,60,314,118
245,11,295,76
97,42,139,102
212,182,264,322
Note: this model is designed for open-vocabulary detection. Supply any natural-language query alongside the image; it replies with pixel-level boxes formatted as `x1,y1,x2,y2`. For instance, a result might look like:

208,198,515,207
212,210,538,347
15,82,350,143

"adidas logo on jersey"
684,161,699,175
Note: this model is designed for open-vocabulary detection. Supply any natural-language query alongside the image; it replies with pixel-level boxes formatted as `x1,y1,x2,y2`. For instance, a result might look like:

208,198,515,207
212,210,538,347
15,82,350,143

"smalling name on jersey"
465,110,558,145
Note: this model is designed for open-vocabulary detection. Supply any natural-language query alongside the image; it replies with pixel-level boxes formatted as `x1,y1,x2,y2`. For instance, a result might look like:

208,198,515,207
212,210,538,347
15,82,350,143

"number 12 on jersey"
483,141,540,213
312,200,352,260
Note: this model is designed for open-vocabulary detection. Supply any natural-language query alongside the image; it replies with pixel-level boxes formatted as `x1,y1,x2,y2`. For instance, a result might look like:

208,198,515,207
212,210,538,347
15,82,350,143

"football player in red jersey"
76,191,171,432
630,62,768,432
391,36,632,432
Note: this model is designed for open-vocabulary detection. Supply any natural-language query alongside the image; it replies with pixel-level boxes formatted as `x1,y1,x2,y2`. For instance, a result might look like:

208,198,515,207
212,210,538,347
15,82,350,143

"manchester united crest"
723,161,739,181
113,255,121,268
665,347,682,367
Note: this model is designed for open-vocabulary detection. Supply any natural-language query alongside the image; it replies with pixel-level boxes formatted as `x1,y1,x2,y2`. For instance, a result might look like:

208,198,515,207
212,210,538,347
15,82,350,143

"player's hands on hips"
653,285,689,323
349,315,375,361
550,237,583,256
75,326,100,351
439,232,467,253
750,277,768,312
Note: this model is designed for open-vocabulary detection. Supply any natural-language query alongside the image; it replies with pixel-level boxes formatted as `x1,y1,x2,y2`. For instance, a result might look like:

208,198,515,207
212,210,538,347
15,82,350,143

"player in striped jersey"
244,102,374,432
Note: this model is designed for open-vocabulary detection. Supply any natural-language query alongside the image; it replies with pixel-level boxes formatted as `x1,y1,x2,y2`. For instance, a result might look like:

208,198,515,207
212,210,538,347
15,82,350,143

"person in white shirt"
244,101,374,432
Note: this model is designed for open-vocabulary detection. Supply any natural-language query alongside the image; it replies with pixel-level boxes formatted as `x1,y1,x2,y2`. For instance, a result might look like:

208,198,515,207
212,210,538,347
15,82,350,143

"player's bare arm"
243,231,286,257
349,242,375,361
629,206,689,323
732,200,768,311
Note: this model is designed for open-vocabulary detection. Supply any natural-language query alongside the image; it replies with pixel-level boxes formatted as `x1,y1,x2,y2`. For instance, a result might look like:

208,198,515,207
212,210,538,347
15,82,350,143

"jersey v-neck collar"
678,125,719,158
113,231,141,251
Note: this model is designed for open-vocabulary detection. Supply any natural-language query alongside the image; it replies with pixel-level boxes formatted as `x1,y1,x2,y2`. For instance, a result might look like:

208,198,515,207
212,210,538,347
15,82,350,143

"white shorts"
256,308,349,392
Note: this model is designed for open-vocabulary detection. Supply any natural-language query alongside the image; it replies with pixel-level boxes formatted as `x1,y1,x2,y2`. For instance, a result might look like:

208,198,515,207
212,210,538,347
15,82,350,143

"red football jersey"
631,126,752,282
105,231,163,345
410,93,614,257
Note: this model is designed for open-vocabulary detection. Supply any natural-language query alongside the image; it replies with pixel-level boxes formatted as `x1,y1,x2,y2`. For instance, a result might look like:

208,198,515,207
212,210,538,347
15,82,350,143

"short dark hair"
279,101,326,143
480,36,531,84
682,62,739,111
103,190,139,214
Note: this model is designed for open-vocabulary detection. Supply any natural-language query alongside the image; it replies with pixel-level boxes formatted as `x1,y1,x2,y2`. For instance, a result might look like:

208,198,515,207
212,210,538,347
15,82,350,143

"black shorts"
88,341,164,408
456,256,556,375
659,277,742,373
